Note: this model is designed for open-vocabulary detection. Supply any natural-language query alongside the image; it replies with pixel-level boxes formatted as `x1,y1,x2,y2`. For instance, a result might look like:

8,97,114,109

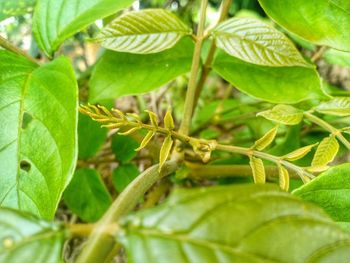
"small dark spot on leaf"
20,160,31,172
22,112,33,129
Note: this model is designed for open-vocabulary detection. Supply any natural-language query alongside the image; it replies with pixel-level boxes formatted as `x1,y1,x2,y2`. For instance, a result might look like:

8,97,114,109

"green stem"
0,35,38,64
76,161,178,263
304,112,350,150
178,0,208,136
185,162,301,179
193,0,232,108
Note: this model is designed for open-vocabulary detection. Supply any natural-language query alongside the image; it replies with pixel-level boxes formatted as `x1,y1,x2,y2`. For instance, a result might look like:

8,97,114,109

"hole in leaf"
22,112,33,129
20,160,31,172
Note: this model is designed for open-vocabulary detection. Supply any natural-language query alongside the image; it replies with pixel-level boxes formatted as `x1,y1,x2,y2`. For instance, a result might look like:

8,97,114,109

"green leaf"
0,208,65,263
257,104,304,125
212,17,310,67
118,184,350,263
324,49,350,69
258,0,350,51
311,135,339,168
95,9,191,54
33,0,134,57
212,51,324,104
249,156,266,183
112,164,139,193
135,131,155,152
316,97,350,116
112,134,139,163
164,109,175,130
0,0,36,21
63,168,112,222
78,113,108,160
159,135,173,172
252,126,278,151
282,143,318,161
0,51,77,219
278,165,289,191
89,38,194,102
293,163,350,226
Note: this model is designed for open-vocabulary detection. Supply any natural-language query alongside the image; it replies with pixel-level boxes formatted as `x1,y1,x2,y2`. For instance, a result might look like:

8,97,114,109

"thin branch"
0,35,38,64
304,112,350,150
76,161,178,263
311,46,328,63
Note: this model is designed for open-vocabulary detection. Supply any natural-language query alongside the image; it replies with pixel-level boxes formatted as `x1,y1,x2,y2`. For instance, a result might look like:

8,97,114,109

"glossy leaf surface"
0,208,65,263
0,51,77,219
258,0,350,51
212,52,324,104
212,17,309,67
33,0,134,57
119,184,350,263
89,38,193,102
96,9,191,54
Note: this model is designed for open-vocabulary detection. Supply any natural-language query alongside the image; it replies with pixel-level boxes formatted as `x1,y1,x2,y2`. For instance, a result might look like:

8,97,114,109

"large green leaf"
293,164,350,228
0,208,65,263
95,9,191,54
257,0,350,51
118,184,350,263
33,0,134,57
89,38,194,102
63,168,112,222
0,0,36,21
0,51,78,219
212,51,325,103
212,17,310,67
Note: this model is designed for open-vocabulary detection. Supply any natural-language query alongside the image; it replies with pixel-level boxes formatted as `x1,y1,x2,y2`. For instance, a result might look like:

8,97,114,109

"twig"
0,35,38,64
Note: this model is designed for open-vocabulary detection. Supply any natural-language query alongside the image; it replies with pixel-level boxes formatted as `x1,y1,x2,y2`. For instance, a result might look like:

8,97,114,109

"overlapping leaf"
258,105,304,125
89,38,194,102
119,184,350,263
316,97,350,116
33,0,134,57
212,17,310,67
212,51,324,104
0,208,65,263
294,164,350,229
95,9,192,54
0,51,78,219
258,0,350,51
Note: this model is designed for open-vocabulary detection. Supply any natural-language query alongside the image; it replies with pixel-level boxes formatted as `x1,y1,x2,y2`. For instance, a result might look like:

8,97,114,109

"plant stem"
76,161,177,263
311,46,328,63
185,162,301,179
193,0,232,108
178,0,208,136
215,144,315,179
0,35,38,64
304,112,350,150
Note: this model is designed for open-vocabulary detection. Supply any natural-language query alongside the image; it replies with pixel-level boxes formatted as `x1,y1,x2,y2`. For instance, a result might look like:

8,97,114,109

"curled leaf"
252,126,278,151
145,110,159,128
126,113,142,123
257,105,304,125
278,165,290,191
135,131,155,151
189,139,217,163
282,143,318,161
311,135,339,168
118,127,141,136
164,109,175,130
159,135,174,171
249,156,266,184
